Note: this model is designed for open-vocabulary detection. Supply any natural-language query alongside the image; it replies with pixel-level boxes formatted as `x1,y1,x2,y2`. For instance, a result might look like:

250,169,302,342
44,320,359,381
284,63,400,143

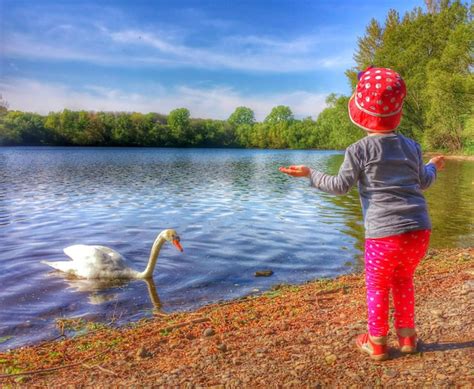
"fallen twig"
82,363,118,376
0,350,109,379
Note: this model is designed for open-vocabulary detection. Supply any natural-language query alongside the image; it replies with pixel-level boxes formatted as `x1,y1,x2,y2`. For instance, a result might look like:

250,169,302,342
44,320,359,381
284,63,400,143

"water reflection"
62,277,162,309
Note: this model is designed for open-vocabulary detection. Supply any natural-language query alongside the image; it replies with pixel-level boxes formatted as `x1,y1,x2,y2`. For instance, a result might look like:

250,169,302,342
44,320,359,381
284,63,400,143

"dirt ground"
1,247,472,388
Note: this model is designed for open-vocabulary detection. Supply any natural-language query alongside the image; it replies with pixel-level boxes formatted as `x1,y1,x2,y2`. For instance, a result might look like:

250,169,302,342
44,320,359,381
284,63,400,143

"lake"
0,147,472,350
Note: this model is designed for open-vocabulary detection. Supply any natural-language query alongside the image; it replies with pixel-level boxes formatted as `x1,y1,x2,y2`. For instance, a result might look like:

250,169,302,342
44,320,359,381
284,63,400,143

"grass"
0,336,13,344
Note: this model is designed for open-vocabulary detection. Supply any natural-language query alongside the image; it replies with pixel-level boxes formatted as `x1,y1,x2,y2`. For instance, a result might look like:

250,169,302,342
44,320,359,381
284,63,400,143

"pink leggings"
365,229,431,337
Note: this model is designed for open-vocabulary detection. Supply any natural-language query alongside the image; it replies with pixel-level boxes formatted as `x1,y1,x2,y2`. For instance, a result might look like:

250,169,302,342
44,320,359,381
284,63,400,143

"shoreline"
0,247,472,386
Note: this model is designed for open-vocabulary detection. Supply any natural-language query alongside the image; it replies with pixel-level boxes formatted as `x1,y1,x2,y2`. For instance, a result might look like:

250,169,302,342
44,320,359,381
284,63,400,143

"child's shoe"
355,333,388,361
397,328,417,353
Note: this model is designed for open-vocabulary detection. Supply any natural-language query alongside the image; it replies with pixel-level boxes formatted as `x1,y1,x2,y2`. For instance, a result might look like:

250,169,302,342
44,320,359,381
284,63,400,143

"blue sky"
1,0,422,120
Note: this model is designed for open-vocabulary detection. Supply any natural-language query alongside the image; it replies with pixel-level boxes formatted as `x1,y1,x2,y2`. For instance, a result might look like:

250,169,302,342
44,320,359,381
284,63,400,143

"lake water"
0,147,472,350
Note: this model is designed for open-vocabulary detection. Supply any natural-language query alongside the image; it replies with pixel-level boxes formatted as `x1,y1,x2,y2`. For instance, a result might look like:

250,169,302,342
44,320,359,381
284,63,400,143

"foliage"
228,106,255,127
347,0,473,150
264,105,294,124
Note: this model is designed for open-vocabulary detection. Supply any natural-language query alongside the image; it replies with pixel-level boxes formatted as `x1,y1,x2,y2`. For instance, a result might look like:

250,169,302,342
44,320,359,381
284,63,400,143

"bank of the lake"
1,247,472,387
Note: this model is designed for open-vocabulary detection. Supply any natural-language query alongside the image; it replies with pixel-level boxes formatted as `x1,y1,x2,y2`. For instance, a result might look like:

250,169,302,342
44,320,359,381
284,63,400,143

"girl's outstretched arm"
417,144,445,190
279,145,362,195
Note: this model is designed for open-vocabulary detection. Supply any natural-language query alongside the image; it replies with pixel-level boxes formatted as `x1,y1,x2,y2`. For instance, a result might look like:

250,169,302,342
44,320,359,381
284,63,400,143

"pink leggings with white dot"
365,229,431,337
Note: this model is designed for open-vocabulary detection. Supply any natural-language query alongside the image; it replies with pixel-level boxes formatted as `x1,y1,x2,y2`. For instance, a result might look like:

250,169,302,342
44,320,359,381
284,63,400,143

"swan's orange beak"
172,239,184,252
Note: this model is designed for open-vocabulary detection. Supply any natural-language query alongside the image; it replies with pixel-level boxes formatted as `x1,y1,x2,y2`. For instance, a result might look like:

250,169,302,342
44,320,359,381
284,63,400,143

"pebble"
325,354,337,365
136,346,152,359
436,373,448,380
203,328,215,337
430,309,443,318
384,369,398,378
217,343,227,352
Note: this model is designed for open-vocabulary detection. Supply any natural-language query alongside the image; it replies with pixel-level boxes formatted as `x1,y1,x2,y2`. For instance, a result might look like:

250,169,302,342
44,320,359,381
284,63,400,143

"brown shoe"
397,328,417,353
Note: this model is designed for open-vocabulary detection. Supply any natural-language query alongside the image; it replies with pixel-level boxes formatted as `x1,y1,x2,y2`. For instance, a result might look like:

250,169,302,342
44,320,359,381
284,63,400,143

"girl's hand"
429,155,445,171
279,165,310,177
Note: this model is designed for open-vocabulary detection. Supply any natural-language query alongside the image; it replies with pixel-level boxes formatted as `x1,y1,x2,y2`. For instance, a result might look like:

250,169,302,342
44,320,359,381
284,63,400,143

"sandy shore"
1,247,472,387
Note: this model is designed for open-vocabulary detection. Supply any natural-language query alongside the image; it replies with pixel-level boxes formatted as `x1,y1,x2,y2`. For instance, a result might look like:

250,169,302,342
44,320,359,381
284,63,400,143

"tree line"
0,100,361,149
0,0,472,152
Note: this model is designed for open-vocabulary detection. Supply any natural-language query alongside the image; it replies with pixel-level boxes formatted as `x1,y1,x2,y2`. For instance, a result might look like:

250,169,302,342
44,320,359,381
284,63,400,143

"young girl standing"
279,67,445,361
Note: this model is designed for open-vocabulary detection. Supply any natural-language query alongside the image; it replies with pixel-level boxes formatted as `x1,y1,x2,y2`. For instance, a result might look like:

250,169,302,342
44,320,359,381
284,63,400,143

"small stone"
384,369,398,378
339,313,347,319
436,373,448,380
430,309,443,318
136,346,152,359
203,328,215,337
325,354,337,364
217,343,228,352
231,357,241,365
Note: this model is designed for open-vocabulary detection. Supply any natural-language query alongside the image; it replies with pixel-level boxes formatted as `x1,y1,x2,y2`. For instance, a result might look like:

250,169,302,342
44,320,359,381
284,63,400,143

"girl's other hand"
429,155,445,171
279,165,310,177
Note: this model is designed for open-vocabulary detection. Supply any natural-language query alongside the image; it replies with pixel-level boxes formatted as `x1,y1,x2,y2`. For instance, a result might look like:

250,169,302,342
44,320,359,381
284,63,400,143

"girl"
279,67,445,361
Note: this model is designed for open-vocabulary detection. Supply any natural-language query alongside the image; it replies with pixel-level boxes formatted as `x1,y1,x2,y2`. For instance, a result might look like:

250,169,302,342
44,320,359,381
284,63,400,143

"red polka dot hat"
348,66,406,132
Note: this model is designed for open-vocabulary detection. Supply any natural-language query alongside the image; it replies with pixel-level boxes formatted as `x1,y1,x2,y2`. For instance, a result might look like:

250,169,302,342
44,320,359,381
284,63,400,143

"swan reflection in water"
62,276,163,309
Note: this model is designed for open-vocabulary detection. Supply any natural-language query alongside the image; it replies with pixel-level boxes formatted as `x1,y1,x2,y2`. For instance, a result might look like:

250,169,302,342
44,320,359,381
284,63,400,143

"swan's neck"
137,234,166,279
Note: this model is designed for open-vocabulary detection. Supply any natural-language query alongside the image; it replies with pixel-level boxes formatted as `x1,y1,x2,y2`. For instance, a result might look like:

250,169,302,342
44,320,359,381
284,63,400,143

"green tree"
315,94,363,149
424,20,474,150
228,107,255,127
168,108,190,144
264,105,294,124
345,0,472,151
352,18,383,74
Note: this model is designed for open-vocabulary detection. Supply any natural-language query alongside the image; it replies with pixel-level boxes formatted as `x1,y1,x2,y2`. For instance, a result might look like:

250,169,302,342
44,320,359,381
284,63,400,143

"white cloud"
106,28,352,72
0,78,328,120
4,25,353,73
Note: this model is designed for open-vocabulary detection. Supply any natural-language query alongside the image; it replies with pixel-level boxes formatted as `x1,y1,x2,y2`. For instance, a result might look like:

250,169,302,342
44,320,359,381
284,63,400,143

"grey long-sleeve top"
309,133,437,238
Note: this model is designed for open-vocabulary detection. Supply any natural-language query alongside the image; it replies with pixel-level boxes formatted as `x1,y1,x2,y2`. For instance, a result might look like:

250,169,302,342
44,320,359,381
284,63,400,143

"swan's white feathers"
64,245,126,267
40,260,80,275
47,244,136,278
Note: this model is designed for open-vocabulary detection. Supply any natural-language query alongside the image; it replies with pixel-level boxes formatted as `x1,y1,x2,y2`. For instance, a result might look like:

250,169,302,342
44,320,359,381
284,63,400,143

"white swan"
41,229,183,279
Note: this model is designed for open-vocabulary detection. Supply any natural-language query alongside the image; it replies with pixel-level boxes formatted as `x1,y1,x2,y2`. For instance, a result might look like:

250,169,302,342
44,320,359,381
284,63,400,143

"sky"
1,0,422,120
